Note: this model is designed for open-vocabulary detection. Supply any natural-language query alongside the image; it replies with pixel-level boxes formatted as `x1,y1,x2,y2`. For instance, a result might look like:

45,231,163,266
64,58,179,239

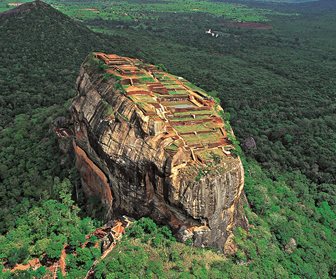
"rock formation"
71,52,247,251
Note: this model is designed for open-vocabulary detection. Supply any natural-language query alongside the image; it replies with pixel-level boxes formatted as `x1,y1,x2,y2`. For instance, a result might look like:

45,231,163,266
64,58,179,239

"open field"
0,0,280,22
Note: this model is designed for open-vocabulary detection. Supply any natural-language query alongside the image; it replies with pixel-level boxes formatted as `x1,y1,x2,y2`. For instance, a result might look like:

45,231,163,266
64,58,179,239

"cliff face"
71,53,247,251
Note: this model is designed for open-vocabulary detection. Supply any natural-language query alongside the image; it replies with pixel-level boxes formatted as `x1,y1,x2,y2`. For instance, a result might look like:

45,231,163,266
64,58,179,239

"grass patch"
173,123,211,133
165,143,179,152
139,76,156,83
183,131,222,144
174,110,213,117
101,100,114,117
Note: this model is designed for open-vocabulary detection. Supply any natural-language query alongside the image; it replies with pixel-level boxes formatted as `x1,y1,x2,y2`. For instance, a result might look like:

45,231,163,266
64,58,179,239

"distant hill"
0,0,119,232
0,0,117,128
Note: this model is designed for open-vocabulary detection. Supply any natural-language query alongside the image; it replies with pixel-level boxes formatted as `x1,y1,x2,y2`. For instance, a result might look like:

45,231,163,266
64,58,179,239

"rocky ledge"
71,52,247,251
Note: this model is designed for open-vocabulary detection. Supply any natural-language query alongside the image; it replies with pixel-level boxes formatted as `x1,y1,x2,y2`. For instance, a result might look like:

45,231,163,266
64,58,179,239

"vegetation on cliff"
1,161,335,278
0,1,335,278
91,160,335,279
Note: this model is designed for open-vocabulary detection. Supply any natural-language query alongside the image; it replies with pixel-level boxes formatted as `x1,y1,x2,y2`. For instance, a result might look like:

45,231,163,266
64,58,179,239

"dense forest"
0,0,335,278
0,1,118,232
85,6,336,187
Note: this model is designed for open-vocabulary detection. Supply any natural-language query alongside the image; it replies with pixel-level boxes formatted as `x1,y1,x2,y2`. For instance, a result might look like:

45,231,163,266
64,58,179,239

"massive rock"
71,52,247,251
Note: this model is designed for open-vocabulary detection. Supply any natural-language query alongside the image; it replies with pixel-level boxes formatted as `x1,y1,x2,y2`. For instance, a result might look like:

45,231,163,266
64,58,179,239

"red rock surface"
71,53,247,251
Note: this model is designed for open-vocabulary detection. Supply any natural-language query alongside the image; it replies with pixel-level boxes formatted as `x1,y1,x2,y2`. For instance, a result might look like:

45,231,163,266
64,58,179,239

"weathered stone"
223,234,238,255
285,238,297,254
243,137,257,150
71,53,247,251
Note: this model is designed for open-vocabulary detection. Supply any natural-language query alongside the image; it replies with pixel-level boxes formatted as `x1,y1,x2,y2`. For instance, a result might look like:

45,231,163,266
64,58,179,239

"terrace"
95,52,234,161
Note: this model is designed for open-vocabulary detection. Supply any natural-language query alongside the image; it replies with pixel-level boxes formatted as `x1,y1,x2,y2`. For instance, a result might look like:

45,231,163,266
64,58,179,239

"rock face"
71,52,247,251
